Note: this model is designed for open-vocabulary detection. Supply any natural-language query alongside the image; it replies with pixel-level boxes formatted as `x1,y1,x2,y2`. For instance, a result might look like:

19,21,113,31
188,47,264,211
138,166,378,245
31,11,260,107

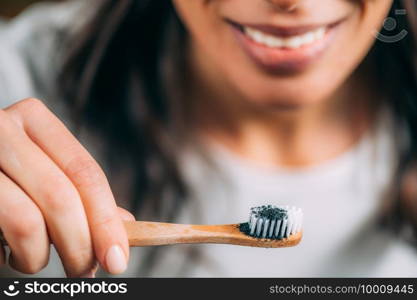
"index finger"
6,98,129,274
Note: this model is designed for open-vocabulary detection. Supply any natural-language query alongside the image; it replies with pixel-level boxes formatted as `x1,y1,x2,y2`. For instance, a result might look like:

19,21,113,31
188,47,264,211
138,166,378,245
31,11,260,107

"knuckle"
0,109,9,121
65,157,105,189
39,175,80,212
11,258,47,274
0,109,14,132
12,98,46,114
0,195,44,241
3,98,47,128
7,212,43,241
18,260,48,275
64,246,95,275
91,210,118,228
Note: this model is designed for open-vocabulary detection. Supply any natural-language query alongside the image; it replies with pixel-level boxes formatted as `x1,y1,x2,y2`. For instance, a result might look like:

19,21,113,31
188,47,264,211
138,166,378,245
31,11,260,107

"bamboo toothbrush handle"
125,221,302,248
0,221,302,248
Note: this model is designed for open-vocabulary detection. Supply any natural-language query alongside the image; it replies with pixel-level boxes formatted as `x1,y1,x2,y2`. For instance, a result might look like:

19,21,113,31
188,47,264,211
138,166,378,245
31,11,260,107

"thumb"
117,207,136,222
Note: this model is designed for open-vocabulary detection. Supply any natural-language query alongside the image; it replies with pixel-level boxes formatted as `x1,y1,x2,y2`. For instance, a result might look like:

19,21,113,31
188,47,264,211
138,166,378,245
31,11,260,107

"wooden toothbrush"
0,205,303,248
124,221,302,248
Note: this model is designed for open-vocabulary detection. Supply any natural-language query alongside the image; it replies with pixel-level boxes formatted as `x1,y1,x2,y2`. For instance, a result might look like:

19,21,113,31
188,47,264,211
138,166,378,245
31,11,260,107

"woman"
0,0,416,277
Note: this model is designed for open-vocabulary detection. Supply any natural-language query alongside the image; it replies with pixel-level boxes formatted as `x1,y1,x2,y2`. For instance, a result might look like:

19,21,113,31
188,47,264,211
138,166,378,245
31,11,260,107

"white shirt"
124,108,417,277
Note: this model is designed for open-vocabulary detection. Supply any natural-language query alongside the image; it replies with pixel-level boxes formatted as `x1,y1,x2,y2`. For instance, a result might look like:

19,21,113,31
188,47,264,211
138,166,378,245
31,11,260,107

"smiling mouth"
227,19,345,74
243,26,327,49
238,25,330,49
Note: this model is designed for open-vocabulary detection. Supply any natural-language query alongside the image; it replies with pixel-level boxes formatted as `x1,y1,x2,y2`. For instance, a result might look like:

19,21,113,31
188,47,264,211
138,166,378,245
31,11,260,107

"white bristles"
274,219,282,237
269,219,276,238
247,205,303,239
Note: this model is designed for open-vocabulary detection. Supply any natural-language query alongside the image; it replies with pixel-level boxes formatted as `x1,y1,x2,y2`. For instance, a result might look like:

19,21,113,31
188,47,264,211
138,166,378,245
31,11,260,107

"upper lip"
226,18,345,37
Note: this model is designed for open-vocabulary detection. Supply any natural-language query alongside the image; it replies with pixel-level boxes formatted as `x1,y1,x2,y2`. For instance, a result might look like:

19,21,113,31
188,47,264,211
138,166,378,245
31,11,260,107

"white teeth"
315,27,325,40
285,36,303,48
243,26,327,49
303,32,315,44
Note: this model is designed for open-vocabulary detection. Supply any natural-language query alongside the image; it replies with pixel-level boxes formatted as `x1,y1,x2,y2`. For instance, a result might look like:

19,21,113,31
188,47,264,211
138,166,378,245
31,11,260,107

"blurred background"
0,0,61,18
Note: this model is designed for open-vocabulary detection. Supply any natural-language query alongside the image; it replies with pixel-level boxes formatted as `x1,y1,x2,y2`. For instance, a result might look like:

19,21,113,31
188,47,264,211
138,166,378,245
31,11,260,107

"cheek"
172,0,225,52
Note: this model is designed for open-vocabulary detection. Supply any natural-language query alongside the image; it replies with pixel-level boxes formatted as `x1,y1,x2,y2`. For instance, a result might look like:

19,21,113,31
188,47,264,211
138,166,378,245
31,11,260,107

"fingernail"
105,245,127,274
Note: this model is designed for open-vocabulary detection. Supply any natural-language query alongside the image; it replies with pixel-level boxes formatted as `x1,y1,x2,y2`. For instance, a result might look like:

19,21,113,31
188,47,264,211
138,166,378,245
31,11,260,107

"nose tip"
266,0,300,12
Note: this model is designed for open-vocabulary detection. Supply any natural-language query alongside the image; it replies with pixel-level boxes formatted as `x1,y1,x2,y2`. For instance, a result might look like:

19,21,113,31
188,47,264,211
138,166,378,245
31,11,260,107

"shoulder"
0,0,94,108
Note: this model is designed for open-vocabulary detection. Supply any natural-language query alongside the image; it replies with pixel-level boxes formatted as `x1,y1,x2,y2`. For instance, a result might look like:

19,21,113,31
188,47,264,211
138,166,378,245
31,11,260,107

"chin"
261,102,308,112
253,99,314,112
242,87,329,112
231,68,338,112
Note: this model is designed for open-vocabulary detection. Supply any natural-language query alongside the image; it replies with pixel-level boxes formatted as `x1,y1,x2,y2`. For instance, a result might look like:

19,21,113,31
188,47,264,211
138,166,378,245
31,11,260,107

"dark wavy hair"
61,0,417,239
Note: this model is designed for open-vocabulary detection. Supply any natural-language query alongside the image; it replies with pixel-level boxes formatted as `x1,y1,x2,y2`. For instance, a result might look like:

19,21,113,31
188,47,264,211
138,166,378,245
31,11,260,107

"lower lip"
230,24,339,74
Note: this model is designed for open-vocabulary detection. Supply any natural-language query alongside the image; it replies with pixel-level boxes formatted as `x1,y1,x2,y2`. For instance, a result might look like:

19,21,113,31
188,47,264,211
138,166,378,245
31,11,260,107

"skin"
173,0,393,166
0,99,133,277
0,0,394,276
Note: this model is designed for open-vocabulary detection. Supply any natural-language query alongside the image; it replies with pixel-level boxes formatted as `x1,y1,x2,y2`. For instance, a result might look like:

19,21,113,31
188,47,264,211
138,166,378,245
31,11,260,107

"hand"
0,98,132,277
